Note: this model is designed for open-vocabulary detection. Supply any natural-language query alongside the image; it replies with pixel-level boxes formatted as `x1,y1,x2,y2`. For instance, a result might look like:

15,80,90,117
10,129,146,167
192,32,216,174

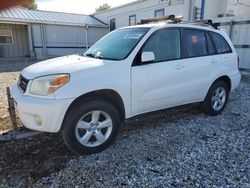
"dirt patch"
0,72,20,131
0,117,11,130
0,60,34,131
0,133,76,187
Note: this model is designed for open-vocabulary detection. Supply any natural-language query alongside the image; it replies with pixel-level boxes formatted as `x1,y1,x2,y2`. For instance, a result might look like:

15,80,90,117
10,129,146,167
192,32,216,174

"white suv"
12,23,241,155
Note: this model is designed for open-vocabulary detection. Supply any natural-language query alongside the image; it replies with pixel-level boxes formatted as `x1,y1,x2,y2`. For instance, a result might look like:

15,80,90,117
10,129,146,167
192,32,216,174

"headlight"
30,74,70,95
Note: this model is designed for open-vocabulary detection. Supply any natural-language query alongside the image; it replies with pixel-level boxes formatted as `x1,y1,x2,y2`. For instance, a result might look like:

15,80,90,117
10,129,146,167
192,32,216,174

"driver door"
131,28,189,115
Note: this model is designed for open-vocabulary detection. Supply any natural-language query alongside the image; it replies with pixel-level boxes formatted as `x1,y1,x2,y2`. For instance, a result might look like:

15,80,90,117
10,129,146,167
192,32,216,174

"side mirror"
141,52,155,63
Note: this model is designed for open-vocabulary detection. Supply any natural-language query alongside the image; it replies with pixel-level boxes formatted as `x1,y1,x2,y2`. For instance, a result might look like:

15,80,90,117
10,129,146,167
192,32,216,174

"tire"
200,81,229,116
62,100,120,155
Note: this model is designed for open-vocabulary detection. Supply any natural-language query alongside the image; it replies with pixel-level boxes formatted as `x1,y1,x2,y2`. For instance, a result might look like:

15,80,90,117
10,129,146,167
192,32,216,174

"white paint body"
12,24,241,133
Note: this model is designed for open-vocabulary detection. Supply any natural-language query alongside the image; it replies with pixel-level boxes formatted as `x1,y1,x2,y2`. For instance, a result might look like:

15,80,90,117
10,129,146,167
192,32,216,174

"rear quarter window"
209,32,232,54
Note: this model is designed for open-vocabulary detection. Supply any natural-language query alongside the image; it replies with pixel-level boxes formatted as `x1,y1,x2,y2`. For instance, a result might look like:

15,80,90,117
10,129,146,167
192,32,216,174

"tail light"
237,56,240,69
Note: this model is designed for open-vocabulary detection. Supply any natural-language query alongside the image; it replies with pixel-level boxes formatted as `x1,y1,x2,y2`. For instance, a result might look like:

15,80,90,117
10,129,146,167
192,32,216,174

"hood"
21,55,104,79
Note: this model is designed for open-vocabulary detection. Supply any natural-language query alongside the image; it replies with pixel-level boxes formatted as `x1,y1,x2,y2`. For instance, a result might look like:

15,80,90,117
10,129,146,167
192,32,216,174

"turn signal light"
48,75,70,94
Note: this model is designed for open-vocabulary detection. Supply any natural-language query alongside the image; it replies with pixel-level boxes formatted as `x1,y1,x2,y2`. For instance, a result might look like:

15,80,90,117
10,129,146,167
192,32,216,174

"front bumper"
11,85,74,133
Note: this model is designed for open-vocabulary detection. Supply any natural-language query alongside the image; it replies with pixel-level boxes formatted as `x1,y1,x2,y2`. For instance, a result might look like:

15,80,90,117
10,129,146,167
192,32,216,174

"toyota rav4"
12,23,241,155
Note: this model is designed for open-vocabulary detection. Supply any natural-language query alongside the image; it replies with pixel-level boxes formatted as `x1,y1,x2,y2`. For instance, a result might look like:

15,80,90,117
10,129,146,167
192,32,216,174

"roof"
120,22,218,32
0,7,107,27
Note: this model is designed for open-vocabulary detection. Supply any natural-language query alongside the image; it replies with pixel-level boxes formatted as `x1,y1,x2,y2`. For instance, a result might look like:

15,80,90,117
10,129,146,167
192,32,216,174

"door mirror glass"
141,51,155,63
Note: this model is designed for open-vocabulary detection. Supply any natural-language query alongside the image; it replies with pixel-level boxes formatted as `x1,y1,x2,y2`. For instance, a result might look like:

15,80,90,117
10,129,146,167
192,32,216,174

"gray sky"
36,0,135,14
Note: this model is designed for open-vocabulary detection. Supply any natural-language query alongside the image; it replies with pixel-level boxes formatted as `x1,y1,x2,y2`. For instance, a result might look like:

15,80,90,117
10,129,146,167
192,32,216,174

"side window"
142,29,180,62
209,32,232,54
154,9,165,17
206,32,216,55
0,27,13,45
182,29,207,58
110,19,116,31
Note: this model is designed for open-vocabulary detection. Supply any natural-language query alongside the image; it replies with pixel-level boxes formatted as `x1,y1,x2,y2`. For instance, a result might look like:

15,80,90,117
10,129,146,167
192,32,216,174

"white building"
94,0,250,30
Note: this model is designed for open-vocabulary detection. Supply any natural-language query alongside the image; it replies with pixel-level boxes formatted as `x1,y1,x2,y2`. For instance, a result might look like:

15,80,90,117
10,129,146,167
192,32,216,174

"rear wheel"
200,81,229,116
62,100,120,155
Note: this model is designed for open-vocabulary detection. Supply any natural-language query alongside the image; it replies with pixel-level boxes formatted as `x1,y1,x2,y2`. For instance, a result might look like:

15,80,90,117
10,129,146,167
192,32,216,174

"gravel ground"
0,72,249,187
34,77,250,188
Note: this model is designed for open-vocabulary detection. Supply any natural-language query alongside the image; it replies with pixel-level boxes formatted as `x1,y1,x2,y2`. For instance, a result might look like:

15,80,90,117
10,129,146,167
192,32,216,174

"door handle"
175,64,185,69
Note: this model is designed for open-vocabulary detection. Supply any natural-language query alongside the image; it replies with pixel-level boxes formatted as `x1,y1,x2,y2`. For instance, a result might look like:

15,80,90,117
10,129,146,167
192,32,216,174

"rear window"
209,32,232,54
182,29,207,58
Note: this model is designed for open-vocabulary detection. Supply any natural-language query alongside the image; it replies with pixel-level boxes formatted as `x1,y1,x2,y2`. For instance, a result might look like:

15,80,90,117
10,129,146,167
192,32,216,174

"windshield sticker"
123,33,142,39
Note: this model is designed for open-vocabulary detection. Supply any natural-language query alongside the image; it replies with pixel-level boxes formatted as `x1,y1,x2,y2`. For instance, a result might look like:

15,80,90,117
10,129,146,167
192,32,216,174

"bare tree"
95,3,111,12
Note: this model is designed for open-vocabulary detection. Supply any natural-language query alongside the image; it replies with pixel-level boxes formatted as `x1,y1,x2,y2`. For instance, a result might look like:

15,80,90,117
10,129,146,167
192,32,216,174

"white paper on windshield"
123,33,142,39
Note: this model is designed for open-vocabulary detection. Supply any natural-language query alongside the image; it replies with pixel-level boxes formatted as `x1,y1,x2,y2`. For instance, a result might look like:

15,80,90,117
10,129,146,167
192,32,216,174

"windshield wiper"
83,52,104,59
84,53,95,58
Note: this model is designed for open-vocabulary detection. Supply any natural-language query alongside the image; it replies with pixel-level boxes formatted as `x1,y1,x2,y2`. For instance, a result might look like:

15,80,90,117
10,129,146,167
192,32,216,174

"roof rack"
141,15,183,24
184,19,221,29
140,15,220,29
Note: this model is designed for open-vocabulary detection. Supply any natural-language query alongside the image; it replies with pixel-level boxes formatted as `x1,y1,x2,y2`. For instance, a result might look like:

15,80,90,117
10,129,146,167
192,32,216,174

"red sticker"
192,35,198,43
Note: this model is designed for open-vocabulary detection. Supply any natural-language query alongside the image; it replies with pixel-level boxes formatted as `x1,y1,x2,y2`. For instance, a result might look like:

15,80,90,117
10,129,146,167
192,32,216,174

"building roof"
0,7,107,27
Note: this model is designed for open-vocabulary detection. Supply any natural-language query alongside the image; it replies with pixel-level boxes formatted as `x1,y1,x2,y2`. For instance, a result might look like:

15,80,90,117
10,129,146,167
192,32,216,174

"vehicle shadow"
124,104,201,130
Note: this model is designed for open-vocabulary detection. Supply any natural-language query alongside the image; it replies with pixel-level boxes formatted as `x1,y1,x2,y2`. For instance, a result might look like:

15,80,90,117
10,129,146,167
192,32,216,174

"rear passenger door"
180,28,218,102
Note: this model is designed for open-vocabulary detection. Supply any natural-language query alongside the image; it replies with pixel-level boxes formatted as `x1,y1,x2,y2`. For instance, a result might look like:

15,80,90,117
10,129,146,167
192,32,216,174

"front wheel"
200,81,229,116
62,100,120,155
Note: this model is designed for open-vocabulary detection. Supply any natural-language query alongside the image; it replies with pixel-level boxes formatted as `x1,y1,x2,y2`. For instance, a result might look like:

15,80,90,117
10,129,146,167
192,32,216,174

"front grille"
18,75,29,93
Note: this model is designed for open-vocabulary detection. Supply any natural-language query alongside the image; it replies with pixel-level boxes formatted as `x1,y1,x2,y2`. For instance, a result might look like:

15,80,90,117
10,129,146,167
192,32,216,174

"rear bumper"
11,85,74,133
230,73,241,91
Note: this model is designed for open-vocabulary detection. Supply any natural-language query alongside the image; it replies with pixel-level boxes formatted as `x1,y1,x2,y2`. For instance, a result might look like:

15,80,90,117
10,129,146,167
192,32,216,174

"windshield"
83,28,150,61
